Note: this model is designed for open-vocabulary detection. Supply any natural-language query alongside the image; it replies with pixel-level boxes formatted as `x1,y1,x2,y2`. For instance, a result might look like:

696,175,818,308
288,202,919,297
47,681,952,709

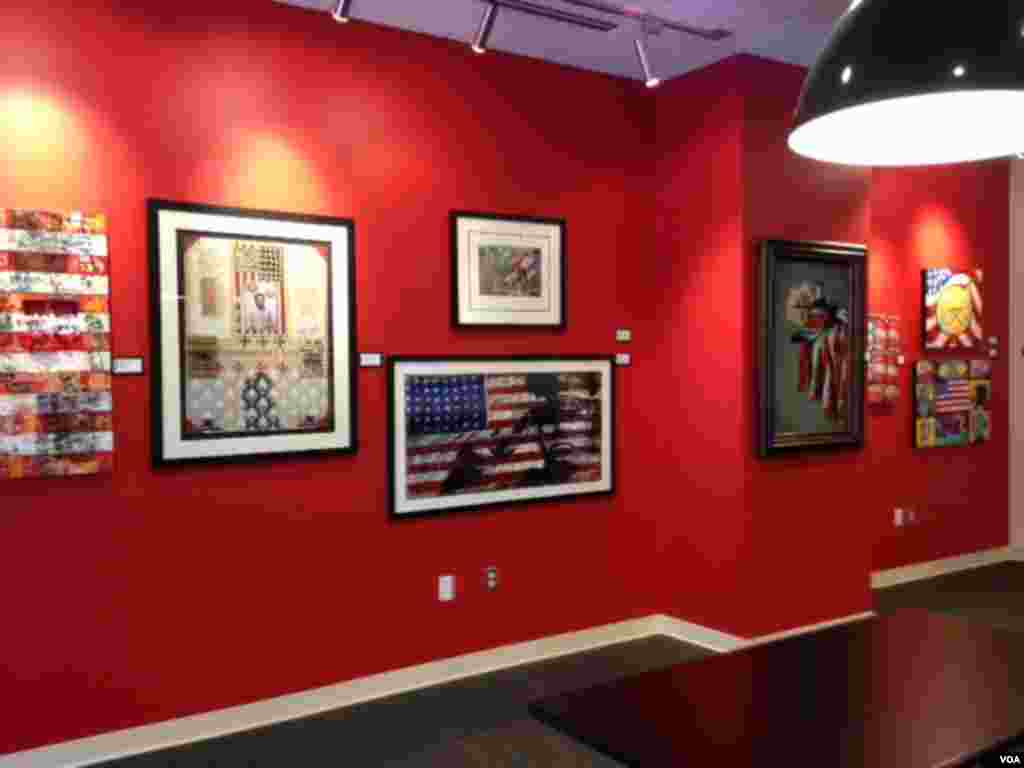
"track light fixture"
633,30,659,88
472,3,499,54
331,0,352,24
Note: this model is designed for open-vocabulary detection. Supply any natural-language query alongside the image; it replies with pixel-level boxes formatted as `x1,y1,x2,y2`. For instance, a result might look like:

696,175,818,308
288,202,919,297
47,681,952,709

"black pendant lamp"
789,1,1024,166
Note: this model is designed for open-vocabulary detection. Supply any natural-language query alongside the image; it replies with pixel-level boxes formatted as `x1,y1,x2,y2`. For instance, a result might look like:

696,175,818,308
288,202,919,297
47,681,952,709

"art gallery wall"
645,54,1009,638
0,0,657,754
0,0,1011,756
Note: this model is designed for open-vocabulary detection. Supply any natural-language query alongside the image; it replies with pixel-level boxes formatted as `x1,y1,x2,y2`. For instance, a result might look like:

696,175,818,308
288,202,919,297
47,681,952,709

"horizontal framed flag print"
149,200,357,466
389,356,614,519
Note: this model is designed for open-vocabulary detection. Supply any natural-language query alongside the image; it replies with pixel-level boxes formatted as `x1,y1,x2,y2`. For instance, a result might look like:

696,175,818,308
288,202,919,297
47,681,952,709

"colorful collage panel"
914,359,991,449
0,210,113,478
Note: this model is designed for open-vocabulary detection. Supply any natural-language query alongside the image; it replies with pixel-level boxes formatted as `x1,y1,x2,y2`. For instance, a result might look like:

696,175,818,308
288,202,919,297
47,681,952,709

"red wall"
644,58,753,635
0,0,655,754
0,2,1010,756
650,54,1009,638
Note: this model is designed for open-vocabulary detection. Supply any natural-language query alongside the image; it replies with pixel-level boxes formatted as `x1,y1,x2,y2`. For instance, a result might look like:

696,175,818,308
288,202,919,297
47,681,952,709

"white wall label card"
113,357,145,375
360,353,384,368
615,353,632,367
616,329,632,343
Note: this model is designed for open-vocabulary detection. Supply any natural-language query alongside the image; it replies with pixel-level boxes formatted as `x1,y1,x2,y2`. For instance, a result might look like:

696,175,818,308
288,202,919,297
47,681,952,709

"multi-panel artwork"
389,357,614,518
0,209,113,478
150,201,357,465
914,359,992,449
923,268,984,350
867,314,901,405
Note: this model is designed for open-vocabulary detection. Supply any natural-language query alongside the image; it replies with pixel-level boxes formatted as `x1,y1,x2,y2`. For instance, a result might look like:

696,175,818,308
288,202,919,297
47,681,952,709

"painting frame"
149,199,358,466
758,239,867,458
451,211,567,329
389,356,615,520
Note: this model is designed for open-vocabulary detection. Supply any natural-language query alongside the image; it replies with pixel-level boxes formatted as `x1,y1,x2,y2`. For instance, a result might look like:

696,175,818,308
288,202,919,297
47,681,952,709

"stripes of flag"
924,268,984,350
405,374,603,498
934,379,972,414
0,210,113,479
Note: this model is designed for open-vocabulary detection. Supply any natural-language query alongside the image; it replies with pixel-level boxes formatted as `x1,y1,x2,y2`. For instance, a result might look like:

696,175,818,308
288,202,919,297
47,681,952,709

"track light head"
331,0,352,23
634,37,659,89
472,3,499,54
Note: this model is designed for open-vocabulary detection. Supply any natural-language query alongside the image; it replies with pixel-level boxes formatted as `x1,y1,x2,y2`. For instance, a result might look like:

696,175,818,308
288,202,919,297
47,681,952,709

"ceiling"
275,0,851,83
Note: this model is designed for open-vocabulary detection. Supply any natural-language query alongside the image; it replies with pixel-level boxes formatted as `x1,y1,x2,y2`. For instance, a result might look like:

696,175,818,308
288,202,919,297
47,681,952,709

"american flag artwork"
924,268,983,350
914,358,992,449
392,359,613,517
0,210,113,478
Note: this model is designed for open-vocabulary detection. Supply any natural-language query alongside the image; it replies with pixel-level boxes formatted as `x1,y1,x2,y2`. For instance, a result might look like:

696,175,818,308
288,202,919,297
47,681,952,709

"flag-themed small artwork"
915,359,992,448
867,315,901,405
0,209,113,479
924,268,983,350
390,357,614,518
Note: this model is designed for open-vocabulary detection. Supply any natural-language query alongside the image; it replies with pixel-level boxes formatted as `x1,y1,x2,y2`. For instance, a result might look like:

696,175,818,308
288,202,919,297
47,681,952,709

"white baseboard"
871,546,1018,589
0,607,890,768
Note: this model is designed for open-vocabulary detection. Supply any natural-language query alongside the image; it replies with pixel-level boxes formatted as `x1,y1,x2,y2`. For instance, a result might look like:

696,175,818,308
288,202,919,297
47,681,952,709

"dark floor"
97,562,1024,767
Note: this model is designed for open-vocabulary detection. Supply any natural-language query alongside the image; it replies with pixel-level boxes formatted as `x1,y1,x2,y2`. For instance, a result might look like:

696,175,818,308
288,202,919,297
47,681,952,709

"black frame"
148,199,358,467
758,239,866,458
450,211,568,330
388,355,615,520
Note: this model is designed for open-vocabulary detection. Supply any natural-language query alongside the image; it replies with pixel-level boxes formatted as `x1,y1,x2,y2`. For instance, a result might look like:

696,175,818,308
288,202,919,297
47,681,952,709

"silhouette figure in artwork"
440,372,601,495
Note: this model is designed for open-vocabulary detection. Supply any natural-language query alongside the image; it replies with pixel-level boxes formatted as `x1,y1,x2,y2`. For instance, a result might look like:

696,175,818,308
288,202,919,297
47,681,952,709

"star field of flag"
406,375,488,436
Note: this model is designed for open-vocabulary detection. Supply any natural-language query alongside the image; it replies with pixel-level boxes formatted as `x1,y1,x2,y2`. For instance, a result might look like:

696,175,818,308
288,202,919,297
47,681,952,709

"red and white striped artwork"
0,210,113,479
924,268,984,350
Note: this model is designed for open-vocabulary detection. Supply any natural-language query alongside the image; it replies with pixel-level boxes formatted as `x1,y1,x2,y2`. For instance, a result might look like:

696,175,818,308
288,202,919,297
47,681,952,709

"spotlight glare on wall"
634,37,659,88
472,3,499,54
331,0,352,23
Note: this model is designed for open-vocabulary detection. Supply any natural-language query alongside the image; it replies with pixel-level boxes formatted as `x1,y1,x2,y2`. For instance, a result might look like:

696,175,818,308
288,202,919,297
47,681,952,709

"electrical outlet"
907,508,916,525
894,508,904,527
438,574,455,603
484,566,499,591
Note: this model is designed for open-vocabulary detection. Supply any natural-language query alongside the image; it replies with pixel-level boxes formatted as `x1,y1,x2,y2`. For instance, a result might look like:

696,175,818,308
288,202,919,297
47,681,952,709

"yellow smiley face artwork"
935,283,973,336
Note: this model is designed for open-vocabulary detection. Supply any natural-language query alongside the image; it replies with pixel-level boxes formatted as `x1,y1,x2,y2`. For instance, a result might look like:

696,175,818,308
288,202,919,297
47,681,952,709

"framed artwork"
867,314,902,406
924,268,983,350
389,356,614,519
149,200,357,465
915,359,992,448
0,209,114,478
758,240,866,457
451,212,566,328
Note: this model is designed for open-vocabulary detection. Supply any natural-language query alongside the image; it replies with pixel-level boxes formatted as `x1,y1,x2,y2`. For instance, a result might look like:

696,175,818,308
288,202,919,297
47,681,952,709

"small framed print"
451,212,566,328
149,200,357,466
389,356,614,519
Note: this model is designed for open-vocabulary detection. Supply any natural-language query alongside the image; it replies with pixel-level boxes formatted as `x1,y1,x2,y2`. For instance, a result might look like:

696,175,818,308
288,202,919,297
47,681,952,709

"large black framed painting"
389,356,614,519
759,240,866,458
451,212,566,329
149,200,357,466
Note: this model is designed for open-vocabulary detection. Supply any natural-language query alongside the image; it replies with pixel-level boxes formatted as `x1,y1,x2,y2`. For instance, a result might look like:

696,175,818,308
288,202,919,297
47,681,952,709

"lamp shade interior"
791,2,1024,166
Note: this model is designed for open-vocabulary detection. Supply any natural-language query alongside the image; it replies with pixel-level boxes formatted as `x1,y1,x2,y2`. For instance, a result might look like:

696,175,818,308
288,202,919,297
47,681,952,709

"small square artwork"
452,212,565,328
0,209,114,478
924,268,984,350
915,359,992,448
